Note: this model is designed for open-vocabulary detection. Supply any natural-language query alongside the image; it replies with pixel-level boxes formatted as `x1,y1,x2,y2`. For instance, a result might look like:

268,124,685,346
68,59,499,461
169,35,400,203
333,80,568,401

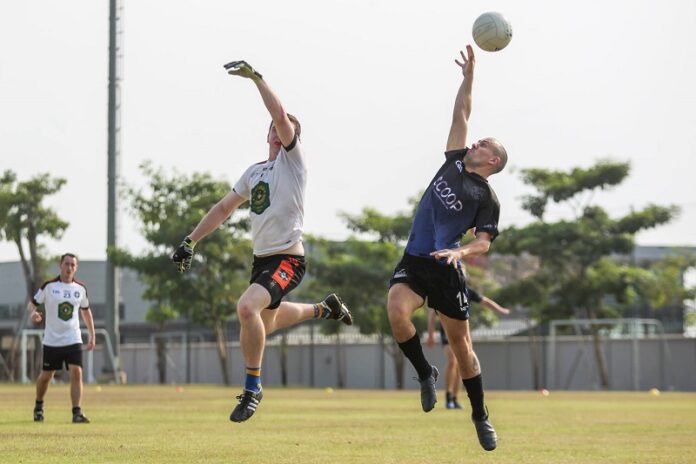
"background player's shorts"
389,253,470,321
42,343,83,371
250,254,306,309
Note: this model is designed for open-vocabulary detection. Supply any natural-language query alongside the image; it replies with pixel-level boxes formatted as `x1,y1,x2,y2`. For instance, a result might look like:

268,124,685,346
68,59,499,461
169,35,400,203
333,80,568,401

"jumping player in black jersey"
387,45,508,452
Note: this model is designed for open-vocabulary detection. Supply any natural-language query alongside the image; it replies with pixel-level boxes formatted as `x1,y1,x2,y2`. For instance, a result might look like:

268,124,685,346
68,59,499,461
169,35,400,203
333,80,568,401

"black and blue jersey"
405,148,500,258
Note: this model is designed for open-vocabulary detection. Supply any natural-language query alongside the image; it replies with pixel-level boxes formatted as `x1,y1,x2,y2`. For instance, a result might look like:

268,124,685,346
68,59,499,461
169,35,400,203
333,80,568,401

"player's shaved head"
483,137,508,173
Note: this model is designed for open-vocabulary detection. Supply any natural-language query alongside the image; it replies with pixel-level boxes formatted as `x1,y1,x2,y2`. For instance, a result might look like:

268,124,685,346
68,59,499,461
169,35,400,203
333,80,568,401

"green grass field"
1,385,695,464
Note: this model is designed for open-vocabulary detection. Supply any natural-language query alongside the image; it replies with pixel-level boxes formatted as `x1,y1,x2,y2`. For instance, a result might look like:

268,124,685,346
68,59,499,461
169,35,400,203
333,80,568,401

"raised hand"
455,45,475,80
223,60,263,81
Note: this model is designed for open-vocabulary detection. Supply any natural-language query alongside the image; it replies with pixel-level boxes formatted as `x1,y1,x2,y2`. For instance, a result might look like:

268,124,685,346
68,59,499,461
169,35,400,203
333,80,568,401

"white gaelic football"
472,12,513,52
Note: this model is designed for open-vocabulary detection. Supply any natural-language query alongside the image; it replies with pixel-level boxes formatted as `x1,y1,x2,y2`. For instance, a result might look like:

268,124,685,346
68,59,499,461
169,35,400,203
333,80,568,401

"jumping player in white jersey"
386,45,508,451
27,253,95,423
172,61,353,423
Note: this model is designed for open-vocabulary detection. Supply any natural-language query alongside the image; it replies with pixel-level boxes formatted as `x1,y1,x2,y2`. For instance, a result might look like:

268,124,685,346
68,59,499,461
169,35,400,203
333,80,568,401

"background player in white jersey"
27,253,95,423
387,45,508,451
172,60,353,423
427,286,511,409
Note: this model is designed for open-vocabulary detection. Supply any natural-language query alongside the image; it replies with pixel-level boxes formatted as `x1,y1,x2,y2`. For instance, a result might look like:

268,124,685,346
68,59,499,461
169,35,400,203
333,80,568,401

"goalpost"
20,328,120,384
548,318,675,391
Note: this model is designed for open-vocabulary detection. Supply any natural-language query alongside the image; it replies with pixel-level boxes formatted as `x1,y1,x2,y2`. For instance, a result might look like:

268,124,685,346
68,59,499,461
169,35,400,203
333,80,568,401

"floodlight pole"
105,0,123,377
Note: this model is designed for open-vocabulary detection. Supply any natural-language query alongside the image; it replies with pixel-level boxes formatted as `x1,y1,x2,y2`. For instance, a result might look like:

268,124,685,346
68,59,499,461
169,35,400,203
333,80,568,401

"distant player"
28,253,95,423
172,60,353,423
427,286,510,409
387,45,507,451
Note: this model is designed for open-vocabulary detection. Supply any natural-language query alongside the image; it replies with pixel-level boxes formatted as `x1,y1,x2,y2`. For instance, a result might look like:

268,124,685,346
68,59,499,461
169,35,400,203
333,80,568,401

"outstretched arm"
225,61,296,147
172,190,246,273
445,46,475,152
188,191,247,243
480,297,511,316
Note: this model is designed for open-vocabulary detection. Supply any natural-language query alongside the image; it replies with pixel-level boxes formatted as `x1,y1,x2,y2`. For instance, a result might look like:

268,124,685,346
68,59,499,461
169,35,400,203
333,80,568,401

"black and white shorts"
389,253,470,321
250,254,306,309
42,343,83,371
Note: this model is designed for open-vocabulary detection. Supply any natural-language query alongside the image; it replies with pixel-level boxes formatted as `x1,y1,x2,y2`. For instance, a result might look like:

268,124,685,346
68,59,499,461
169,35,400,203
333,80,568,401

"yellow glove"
223,60,263,81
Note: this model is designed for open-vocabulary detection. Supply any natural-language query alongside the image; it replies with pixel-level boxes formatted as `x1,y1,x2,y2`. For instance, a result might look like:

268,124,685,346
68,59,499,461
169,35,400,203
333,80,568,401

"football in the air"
472,12,513,52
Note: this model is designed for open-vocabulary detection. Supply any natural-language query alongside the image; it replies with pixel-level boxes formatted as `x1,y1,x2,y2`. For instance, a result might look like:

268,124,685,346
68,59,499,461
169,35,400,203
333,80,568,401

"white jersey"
233,136,307,256
33,277,90,347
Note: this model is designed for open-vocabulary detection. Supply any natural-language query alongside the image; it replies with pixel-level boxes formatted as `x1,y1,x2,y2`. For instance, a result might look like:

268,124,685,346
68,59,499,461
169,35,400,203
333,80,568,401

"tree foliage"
299,236,402,336
493,160,682,388
520,160,630,219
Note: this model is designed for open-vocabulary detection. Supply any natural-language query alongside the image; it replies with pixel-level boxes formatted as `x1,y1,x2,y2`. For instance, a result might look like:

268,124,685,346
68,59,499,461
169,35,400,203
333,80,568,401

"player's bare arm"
27,301,42,323
172,190,247,273
80,307,96,351
445,45,475,152
429,231,492,267
481,297,511,315
226,61,295,147
189,190,247,243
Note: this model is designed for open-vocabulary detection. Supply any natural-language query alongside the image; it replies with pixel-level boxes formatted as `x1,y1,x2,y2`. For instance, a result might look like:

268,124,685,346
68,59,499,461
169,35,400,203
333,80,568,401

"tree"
493,160,680,389
297,236,403,387
0,170,68,380
110,163,252,385
146,301,179,384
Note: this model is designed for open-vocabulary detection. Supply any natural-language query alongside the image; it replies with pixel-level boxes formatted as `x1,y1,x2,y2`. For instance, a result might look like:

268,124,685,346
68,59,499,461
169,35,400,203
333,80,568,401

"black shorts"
42,343,83,371
250,254,306,309
389,253,470,321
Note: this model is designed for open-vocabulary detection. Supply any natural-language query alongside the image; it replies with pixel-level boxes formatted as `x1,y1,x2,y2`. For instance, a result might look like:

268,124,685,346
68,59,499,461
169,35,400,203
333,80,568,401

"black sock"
462,374,486,420
446,391,452,403
34,400,43,411
397,334,432,380
72,406,81,416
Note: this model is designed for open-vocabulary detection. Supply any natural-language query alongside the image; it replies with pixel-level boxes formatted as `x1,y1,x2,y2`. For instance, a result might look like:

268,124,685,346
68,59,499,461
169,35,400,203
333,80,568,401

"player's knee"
237,300,259,322
450,335,474,355
387,304,409,327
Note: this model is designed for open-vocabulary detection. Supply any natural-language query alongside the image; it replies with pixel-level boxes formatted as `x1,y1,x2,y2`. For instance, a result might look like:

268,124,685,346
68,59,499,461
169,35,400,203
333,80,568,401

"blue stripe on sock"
244,367,261,393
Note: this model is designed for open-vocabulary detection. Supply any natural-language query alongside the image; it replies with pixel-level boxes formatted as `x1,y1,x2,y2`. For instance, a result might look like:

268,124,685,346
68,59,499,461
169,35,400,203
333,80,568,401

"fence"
74,333,696,391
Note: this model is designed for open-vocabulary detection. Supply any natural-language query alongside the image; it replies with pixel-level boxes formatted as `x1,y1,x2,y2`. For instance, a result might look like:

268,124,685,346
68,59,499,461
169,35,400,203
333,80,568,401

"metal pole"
310,319,315,387
106,0,123,377
548,321,556,390
21,331,28,384
185,316,191,384
631,320,639,391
